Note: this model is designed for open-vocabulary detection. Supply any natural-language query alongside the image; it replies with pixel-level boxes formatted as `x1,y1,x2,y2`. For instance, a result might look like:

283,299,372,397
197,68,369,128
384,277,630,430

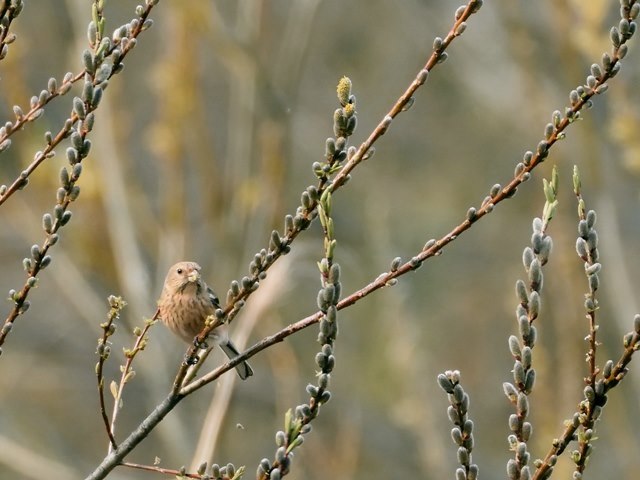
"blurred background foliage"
1,0,639,479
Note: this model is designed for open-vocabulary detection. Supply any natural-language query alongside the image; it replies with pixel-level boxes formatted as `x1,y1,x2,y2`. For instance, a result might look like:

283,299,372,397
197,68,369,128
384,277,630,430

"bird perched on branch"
157,261,253,380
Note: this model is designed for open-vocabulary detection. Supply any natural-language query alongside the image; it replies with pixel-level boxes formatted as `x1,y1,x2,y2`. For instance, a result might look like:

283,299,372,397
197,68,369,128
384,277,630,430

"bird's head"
164,261,203,293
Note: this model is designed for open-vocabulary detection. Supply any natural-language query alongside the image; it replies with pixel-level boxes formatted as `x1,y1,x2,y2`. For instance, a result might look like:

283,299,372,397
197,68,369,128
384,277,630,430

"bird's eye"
176,268,183,274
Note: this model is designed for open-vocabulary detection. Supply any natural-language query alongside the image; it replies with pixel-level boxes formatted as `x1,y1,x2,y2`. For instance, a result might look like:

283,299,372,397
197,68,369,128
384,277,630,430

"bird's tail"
219,340,253,380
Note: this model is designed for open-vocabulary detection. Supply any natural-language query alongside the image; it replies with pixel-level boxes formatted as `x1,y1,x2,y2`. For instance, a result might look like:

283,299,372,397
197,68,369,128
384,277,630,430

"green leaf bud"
518,315,530,338
576,237,589,261
517,392,529,416
48,77,58,94
324,261,339,283
437,51,448,64
466,207,477,222
411,71,429,93
448,405,460,424
92,86,103,108
22,257,32,273
60,210,73,226
515,280,528,305
42,213,53,234
507,458,520,480
513,360,525,386
457,447,469,465
528,258,542,291
524,369,536,394
528,291,540,319
437,373,454,393
503,382,517,402
19,300,30,314
40,256,52,269
31,244,41,261
451,427,463,445
69,185,82,201
508,335,521,358
470,0,483,13
83,49,95,73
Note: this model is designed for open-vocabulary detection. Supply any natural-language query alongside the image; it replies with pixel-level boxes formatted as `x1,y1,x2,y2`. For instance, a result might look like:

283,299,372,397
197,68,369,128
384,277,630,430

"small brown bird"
158,261,253,380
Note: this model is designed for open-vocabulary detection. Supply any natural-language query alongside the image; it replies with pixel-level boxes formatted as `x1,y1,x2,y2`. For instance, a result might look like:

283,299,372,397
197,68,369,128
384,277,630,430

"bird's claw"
185,352,200,366
193,336,208,350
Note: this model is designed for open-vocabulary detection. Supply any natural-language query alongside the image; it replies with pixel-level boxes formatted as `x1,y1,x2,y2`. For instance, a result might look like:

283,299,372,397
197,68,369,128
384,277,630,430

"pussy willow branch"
0,1,159,351
0,0,157,207
0,70,83,159
87,179,633,480
181,26,630,456
86,284,640,480
173,0,484,384
107,313,157,454
88,127,583,476
528,2,639,475
87,0,638,476
86,393,182,480
120,462,201,478
172,318,225,393
330,0,480,191
577,204,600,396
0,0,155,152
179,340,215,389
0,0,23,62
531,326,640,480
96,302,122,451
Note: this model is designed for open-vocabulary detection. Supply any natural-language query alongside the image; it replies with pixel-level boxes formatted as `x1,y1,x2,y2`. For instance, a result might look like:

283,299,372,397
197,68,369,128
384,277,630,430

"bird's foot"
185,352,200,365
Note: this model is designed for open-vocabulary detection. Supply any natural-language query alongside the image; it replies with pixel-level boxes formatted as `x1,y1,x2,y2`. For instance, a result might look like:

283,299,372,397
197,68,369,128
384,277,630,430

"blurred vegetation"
0,1,639,479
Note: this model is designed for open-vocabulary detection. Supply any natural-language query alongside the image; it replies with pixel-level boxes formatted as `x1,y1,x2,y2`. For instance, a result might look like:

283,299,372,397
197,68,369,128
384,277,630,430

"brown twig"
96,296,126,450
108,311,158,453
0,0,157,207
86,0,639,476
0,0,22,63
120,461,200,478
87,242,640,480
531,325,640,480
171,0,484,387
0,0,159,353
330,1,480,192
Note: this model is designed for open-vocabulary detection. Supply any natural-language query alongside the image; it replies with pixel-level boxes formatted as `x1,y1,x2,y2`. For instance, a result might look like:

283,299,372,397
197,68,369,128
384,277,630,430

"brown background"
0,1,639,479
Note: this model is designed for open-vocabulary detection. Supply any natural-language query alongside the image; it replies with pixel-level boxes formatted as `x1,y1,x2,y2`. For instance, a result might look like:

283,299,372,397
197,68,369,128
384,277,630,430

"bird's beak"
187,270,200,283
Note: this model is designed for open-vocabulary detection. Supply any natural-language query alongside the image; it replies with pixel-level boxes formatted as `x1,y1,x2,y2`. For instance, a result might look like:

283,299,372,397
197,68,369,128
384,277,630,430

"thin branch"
85,393,183,480
330,0,482,191
0,0,159,353
169,0,484,387
121,462,201,478
0,0,157,206
531,321,640,480
85,1,640,476
437,371,479,480
504,168,557,480
108,311,158,454
96,296,127,451
569,166,602,475
0,0,23,63
86,227,640,480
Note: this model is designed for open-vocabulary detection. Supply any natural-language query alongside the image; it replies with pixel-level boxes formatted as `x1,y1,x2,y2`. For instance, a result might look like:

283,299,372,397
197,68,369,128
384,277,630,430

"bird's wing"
207,285,222,309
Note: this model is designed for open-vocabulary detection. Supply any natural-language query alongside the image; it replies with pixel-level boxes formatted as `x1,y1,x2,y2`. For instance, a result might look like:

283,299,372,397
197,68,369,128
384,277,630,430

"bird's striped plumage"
158,261,253,379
